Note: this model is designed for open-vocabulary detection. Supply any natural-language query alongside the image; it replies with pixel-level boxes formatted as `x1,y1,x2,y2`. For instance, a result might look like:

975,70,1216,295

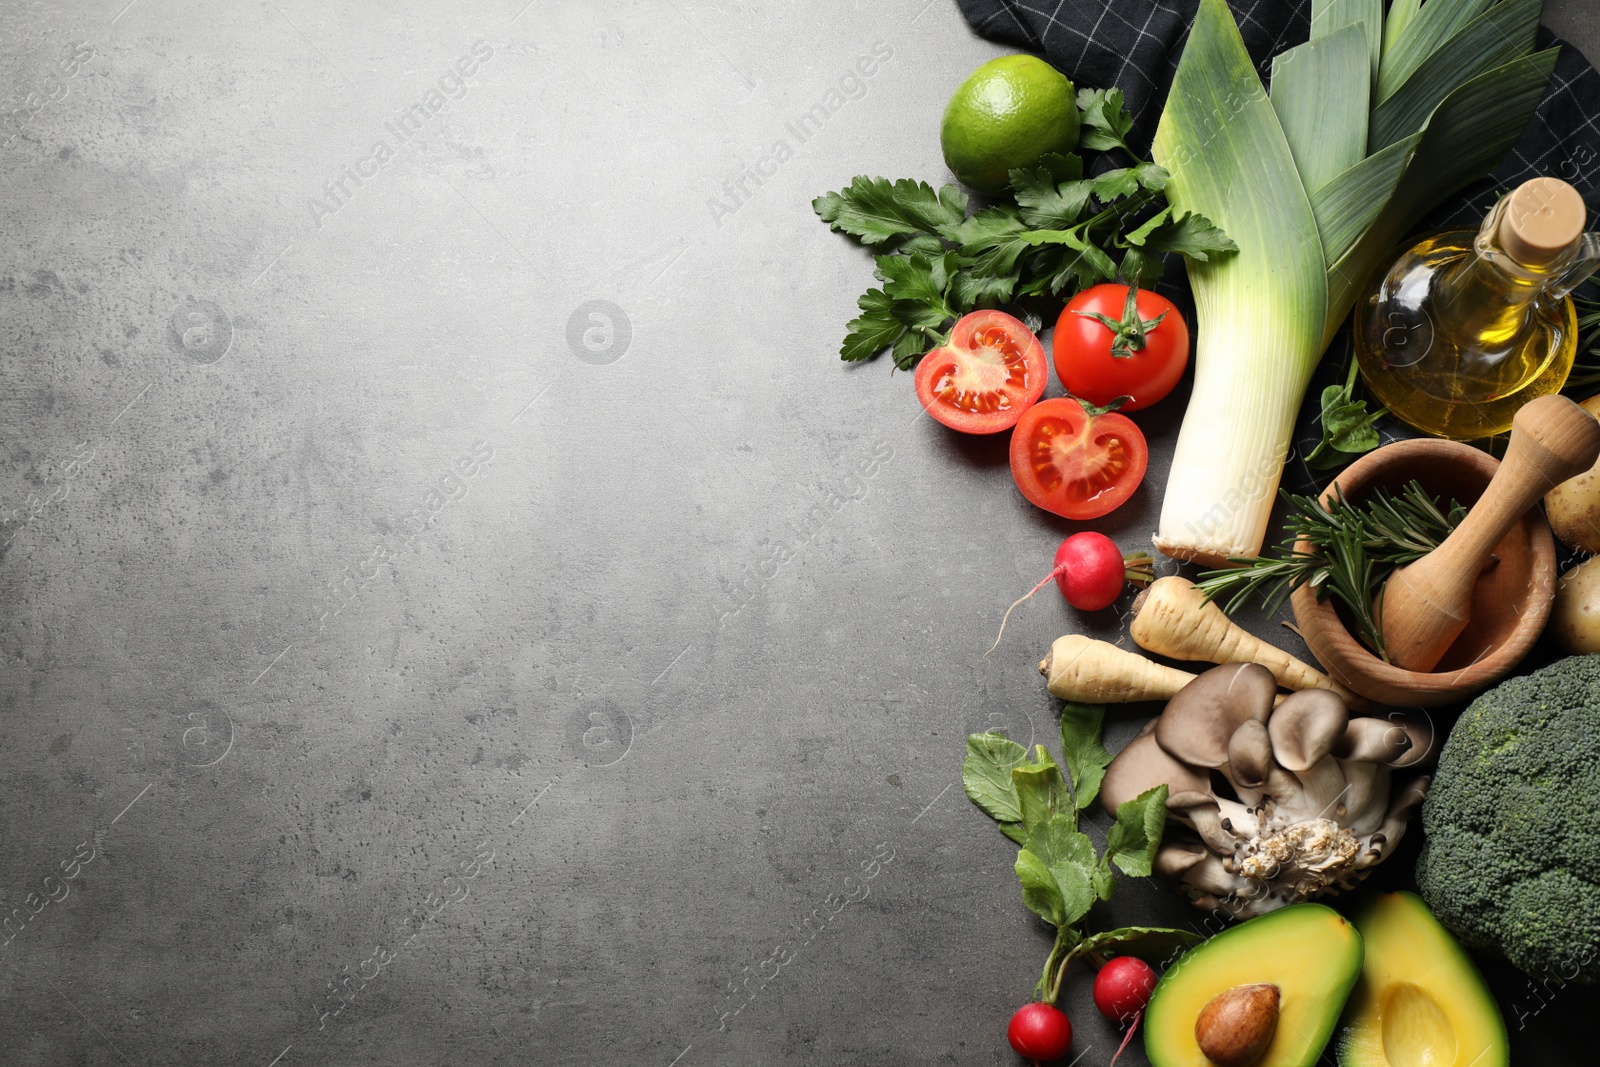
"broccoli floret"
1417,655,1600,983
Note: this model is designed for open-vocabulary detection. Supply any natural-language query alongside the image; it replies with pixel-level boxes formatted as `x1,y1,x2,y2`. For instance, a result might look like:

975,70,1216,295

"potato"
1552,556,1600,654
1544,393,1600,553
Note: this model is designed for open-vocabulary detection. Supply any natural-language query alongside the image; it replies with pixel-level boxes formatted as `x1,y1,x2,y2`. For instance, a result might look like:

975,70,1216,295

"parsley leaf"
1077,87,1136,154
1010,166,1094,230
1143,210,1239,261
840,288,902,363
811,176,967,248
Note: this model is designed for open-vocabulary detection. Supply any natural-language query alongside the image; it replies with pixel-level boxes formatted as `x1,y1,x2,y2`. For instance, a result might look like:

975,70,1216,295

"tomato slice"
1009,398,1149,519
913,310,1047,434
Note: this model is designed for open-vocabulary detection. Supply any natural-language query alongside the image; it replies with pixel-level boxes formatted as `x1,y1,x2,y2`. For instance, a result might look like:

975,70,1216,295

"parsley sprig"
814,89,1237,369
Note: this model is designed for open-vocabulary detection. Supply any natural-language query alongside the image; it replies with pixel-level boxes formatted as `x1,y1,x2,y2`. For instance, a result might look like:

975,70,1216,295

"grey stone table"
2,2,1595,1065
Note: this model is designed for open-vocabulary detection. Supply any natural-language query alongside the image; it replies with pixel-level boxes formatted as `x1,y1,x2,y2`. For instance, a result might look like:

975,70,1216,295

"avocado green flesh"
1145,903,1364,1067
1337,892,1508,1067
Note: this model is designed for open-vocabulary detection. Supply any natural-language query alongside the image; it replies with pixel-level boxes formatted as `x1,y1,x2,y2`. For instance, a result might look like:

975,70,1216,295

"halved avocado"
1337,891,1508,1067
1146,903,1363,1067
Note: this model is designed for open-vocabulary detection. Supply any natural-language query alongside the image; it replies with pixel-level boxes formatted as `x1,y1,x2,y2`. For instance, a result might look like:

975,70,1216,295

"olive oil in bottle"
1354,177,1600,440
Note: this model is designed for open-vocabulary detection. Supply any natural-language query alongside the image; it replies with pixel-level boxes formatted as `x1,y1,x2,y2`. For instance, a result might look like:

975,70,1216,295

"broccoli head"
1417,655,1600,983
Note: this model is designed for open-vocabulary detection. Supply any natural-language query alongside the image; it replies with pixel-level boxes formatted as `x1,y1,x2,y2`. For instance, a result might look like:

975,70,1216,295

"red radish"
1094,956,1156,1022
1093,956,1158,1066
1007,1002,1073,1061
987,533,1155,655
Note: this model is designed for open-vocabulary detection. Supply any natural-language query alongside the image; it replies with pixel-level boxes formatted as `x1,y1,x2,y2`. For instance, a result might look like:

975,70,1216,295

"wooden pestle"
1380,395,1600,673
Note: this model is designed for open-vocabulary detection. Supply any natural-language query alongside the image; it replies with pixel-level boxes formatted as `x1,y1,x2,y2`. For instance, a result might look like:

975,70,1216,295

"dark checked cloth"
953,0,1600,491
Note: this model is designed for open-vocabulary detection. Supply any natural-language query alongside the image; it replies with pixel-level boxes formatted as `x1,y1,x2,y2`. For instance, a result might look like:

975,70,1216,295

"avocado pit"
1195,982,1280,1067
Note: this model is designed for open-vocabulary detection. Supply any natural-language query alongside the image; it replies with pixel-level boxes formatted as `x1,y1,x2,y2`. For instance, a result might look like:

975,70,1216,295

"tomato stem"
1071,284,1169,359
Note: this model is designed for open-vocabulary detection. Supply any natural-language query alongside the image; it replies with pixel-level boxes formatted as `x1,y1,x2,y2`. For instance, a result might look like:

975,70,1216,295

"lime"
940,55,1080,197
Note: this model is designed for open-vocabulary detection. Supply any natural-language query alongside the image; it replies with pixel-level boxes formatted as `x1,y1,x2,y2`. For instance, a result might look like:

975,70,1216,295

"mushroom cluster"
1103,663,1433,919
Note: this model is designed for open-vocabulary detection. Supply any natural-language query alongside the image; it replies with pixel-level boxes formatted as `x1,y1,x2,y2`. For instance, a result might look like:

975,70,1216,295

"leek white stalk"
1153,0,1556,564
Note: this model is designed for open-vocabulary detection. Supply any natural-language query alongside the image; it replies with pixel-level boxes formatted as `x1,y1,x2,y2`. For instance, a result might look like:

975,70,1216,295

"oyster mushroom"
1155,837,1210,880
1100,663,1432,919
1335,713,1436,769
1336,758,1391,838
1100,731,1209,815
1226,719,1274,790
1268,689,1349,821
1168,790,1234,855
1155,663,1277,769
1357,774,1431,869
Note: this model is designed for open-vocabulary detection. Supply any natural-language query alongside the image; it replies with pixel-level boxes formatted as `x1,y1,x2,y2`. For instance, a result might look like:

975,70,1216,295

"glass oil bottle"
1354,177,1600,440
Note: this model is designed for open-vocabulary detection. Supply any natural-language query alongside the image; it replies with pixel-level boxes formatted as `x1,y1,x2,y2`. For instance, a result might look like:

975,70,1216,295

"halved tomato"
913,310,1047,434
1009,397,1148,519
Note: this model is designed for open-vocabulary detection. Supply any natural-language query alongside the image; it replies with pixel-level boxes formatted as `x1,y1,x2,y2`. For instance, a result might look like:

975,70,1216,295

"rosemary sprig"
1195,481,1465,661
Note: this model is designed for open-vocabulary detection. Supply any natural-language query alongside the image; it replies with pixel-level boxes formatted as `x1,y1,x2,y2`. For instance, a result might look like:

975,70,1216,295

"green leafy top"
814,91,1235,368
962,703,1202,1002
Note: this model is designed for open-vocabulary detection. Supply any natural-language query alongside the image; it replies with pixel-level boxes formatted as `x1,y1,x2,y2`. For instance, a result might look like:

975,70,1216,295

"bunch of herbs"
813,89,1235,369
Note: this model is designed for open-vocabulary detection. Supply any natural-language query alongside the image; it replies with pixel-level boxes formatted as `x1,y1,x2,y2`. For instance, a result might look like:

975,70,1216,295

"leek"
1153,0,1556,564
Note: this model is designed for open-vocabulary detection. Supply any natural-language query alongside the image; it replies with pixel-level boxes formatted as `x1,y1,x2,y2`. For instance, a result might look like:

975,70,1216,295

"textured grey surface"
1,2,1596,1065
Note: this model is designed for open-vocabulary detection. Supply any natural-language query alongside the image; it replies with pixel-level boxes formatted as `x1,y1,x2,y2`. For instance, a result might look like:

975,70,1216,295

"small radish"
1007,1002,1073,1061
987,533,1155,654
1093,957,1158,1066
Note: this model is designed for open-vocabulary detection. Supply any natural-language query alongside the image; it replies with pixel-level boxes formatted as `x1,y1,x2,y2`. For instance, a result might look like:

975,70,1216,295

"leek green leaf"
1368,0,1542,151
1312,0,1382,84
1327,48,1560,331
1271,24,1371,196
1377,0,1492,102
1310,133,1421,270
1383,0,1423,57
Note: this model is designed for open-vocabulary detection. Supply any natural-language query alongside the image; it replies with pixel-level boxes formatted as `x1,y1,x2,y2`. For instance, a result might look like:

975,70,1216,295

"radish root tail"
1109,1011,1142,1067
985,573,1059,657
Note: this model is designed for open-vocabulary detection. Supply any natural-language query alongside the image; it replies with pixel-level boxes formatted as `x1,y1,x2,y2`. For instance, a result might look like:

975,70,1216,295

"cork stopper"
1498,177,1587,267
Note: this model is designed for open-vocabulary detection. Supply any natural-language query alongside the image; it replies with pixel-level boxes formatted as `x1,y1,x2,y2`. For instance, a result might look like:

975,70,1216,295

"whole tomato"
1053,283,1189,411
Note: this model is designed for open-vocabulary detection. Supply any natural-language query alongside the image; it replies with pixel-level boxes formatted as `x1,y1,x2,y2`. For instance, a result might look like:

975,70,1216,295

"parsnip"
1129,576,1373,711
1037,634,1197,704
